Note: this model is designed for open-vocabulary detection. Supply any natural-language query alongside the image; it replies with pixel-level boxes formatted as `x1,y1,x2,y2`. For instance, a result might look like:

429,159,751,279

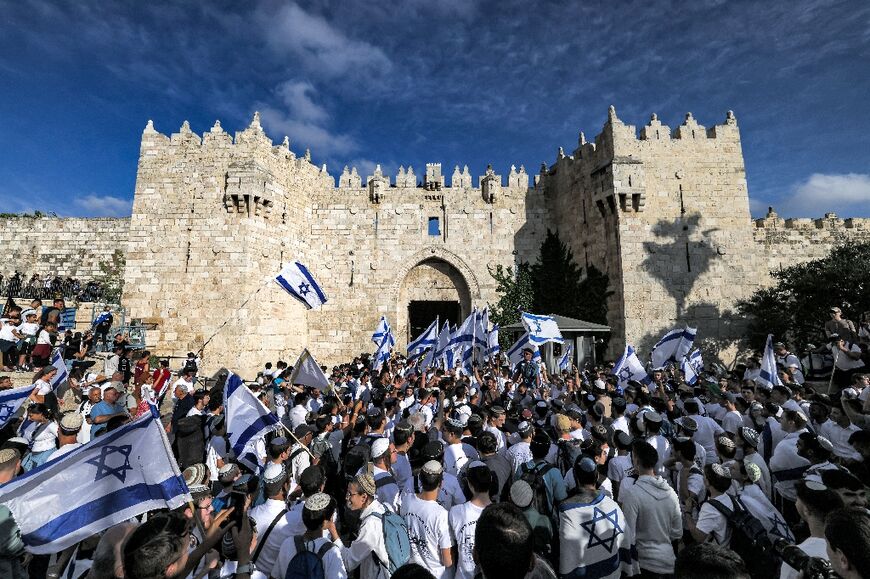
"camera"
773,538,839,579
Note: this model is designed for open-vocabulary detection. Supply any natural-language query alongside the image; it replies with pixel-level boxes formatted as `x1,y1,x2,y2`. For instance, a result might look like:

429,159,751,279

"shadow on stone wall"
641,213,719,316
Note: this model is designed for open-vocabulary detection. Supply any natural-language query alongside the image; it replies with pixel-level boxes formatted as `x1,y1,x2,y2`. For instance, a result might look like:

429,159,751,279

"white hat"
371,437,391,459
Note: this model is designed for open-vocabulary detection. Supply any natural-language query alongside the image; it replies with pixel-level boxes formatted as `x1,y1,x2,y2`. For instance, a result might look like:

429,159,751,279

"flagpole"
278,421,316,460
196,278,272,359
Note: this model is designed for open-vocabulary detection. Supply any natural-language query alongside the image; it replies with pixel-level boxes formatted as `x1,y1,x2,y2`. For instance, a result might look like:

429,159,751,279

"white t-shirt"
271,535,346,579
506,441,532,476
444,442,478,477
830,343,865,371
206,437,228,482
780,536,829,579
721,410,744,435
696,495,734,547
400,494,453,579
35,328,52,345
23,420,58,453
690,414,725,463
435,472,467,511
821,420,862,462
0,323,19,341
607,454,632,487
449,501,485,579
34,379,52,396
247,498,290,579
18,322,39,337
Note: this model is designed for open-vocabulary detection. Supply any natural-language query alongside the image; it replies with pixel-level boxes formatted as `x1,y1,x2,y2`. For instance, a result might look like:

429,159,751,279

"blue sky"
1,0,868,218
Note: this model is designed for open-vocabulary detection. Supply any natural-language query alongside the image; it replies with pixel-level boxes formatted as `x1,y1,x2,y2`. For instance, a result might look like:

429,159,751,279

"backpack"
519,461,556,517
366,508,412,575
285,536,334,579
709,496,781,579
343,441,371,481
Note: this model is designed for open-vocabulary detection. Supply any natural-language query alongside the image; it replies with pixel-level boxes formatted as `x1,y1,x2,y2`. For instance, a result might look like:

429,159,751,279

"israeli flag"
274,261,327,310
408,318,439,361
485,324,501,359
0,383,35,429
612,344,652,388
507,332,541,365
372,316,392,345
474,307,489,348
224,373,280,459
372,331,394,372
681,349,704,386
91,311,111,328
0,407,190,554
650,326,696,369
757,334,783,388
521,312,564,345
559,343,574,371
50,349,68,389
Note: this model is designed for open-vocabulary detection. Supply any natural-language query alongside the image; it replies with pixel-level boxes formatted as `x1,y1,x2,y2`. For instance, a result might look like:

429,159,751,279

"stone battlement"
754,207,870,230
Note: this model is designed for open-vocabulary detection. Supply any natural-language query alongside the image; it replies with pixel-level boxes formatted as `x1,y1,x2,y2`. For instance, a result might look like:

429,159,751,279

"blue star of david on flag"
0,403,15,422
769,513,794,541
580,506,624,552
298,282,310,296
87,444,133,483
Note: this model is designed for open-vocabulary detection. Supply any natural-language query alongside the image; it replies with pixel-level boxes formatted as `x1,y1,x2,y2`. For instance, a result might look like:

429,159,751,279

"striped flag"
756,334,783,388
224,373,280,460
612,345,652,388
0,383,35,429
275,261,327,310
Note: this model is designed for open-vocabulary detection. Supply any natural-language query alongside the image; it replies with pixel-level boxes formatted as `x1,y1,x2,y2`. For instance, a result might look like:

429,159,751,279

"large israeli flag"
757,334,783,388
521,312,564,345
612,345,652,388
372,331,394,372
507,332,541,365
408,318,439,361
50,349,69,389
0,383,35,429
372,316,392,345
422,320,451,369
275,261,327,310
224,373,280,459
0,407,190,554
559,343,574,371
681,349,703,386
650,326,696,369
485,324,501,359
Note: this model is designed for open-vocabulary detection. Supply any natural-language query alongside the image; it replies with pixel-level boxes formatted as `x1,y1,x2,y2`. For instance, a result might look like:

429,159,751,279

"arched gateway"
394,249,480,346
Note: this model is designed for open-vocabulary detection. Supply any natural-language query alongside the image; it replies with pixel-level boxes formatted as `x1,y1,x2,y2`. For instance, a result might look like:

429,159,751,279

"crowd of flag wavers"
0,262,869,579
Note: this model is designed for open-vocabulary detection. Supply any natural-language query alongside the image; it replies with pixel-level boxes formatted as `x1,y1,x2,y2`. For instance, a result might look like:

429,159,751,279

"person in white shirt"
19,403,58,470
770,410,811,504
821,402,863,463
185,390,208,417
335,473,391,579
171,371,195,399
683,401,725,464
686,463,736,547
775,343,806,385
271,493,347,579
400,460,454,579
737,427,772,500
247,463,291,579
780,480,845,579
288,425,314,493
719,393,744,435
449,463,492,579
370,438,402,511
442,418,478,477
481,406,507,454
287,392,310,429
506,421,534,476
610,397,630,435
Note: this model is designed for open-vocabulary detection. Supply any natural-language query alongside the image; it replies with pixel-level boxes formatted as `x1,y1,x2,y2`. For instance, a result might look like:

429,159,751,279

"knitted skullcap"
422,460,443,475
555,414,571,433
183,464,208,488
60,412,84,433
263,462,286,484
304,492,332,511
0,448,20,465
371,437,390,459
510,480,534,508
711,463,731,478
744,461,762,484
355,472,376,497
717,436,736,450
739,427,760,448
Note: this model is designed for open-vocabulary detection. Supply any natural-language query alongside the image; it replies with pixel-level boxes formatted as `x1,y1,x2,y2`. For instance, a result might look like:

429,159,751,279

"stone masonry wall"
0,217,128,280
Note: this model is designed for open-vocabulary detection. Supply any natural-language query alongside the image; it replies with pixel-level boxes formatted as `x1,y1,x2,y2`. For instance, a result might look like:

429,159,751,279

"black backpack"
519,461,556,517
708,496,781,578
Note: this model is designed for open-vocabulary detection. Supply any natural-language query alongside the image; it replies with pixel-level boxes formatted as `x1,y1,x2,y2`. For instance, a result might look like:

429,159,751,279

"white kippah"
304,492,332,511
371,437,390,459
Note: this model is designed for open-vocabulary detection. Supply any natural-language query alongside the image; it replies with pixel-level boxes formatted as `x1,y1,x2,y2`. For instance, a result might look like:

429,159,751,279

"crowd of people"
0,306,869,579
0,272,112,303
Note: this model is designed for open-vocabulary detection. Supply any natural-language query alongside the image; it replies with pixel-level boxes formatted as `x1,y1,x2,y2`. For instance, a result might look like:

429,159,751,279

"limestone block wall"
0,217,129,280
753,210,870,277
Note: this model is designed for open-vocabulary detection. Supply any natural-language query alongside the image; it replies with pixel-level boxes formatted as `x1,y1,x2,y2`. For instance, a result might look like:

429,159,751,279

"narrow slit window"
428,216,440,236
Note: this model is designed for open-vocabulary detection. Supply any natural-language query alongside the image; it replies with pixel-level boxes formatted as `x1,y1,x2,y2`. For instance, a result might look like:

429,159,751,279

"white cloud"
275,81,328,123
780,173,870,218
262,3,392,80
73,194,132,217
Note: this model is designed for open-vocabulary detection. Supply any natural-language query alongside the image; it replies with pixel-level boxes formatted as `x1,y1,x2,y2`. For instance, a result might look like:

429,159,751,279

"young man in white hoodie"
620,439,683,578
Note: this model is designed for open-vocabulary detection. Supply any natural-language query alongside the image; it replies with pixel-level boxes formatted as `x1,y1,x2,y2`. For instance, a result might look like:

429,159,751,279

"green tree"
575,264,612,325
737,242,870,350
95,249,126,304
488,262,535,345
531,229,584,317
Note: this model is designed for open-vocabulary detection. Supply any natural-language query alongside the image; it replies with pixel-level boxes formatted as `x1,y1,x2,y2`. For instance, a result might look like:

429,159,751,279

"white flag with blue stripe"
757,334,783,388
408,318,439,361
681,349,703,386
0,383,35,429
372,331,394,372
422,320,451,369
50,349,68,389
521,312,564,345
612,344,652,388
275,261,328,310
0,407,190,554
372,316,392,345
650,326,696,369
485,324,501,359
224,373,280,459
507,332,541,365
559,343,574,371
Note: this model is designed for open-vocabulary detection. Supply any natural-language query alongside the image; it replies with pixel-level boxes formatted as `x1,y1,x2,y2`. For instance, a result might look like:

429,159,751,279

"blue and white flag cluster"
275,261,327,310
559,343,574,371
681,349,704,386
0,383,35,429
507,332,541,365
486,323,501,359
0,407,190,554
372,316,392,345
612,345,651,388
521,312,564,345
224,373,280,461
50,349,68,389
757,334,783,389
407,318,439,362
650,326,696,369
